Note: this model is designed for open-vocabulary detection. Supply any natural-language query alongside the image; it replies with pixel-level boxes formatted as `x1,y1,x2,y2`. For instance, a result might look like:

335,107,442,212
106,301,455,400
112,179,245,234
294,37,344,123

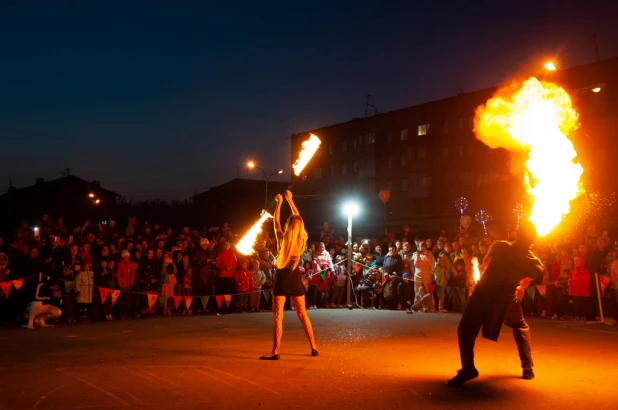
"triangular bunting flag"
427,283,436,296
215,295,223,309
536,284,547,297
200,296,210,311
172,296,182,310
110,290,121,306
147,294,158,309
159,295,168,307
0,281,12,297
223,294,232,308
183,296,193,310
525,286,535,301
319,271,326,281
599,275,611,292
98,287,111,304
262,289,271,303
12,279,24,292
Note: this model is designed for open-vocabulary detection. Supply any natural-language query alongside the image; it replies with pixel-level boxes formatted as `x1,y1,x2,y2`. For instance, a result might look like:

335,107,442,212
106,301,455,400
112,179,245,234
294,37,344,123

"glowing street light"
247,161,284,209
592,87,601,93
95,199,100,204
88,193,95,198
544,62,557,71
343,201,360,307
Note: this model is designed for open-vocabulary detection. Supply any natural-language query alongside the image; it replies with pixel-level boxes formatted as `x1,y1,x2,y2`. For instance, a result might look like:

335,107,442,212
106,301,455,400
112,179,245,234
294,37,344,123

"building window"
387,133,392,145
388,156,392,169
417,124,429,136
442,146,449,161
314,168,322,179
421,175,431,187
400,128,408,141
353,138,357,150
342,141,347,152
341,164,347,175
353,161,359,173
401,153,407,166
364,132,376,144
418,144,428,160
386,180,392,191
401,178,408,192
358,135,363,147
443,120,449,134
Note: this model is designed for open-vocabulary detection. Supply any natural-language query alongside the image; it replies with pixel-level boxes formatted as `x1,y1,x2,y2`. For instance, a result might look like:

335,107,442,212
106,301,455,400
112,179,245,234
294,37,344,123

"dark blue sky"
1,0,617,200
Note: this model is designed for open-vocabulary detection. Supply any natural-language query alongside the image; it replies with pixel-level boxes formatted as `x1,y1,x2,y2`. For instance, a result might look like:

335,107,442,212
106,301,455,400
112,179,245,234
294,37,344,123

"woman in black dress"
260,190,318,360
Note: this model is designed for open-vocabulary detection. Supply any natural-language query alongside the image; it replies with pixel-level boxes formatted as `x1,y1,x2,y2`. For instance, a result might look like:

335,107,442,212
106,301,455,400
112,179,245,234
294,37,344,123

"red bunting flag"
183,296,193,310
427,283,436,296
147,294,158,309
110,290,121,306
525,286,535,301
215,295,223,309
98,287,111,304
223,295,232,308
599,276,611,292
172,296,182,310
0,281,12,297
12,279,24,292
536,284,547,296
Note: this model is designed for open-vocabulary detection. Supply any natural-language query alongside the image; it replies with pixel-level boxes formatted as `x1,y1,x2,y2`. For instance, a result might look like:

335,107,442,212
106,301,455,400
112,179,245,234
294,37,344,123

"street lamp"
343,201,359,307
544,62,556,71
247,161,283,209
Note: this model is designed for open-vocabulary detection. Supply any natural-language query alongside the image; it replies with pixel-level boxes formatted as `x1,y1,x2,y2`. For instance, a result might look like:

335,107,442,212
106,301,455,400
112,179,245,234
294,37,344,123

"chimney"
35,178,45,186
92,181,101,187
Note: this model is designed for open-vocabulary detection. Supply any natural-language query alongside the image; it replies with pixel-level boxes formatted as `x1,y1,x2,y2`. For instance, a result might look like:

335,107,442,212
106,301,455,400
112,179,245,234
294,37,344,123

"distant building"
290,58,618,235
0,176,119,230
192,178,290,235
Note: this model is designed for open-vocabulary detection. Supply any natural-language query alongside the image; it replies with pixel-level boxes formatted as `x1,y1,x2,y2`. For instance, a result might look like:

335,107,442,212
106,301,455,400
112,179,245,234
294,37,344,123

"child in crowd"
250,259,266,312
433,254,450,313
307,260,320,309
317,263,333,308
182,265,193,315
399,260,414,311
449,259,467,313
330,256,347,307
75,260,95,321
95,258,115,320
235,259,253,313
160,252,177,316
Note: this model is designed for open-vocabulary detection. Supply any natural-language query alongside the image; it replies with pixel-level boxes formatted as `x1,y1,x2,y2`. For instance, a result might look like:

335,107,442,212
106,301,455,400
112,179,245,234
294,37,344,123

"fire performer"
260,190,318,360
448,220,543,386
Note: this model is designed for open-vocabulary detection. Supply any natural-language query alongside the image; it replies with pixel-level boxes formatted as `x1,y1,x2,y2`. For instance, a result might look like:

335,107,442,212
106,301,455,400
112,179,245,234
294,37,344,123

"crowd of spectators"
1,215,617,328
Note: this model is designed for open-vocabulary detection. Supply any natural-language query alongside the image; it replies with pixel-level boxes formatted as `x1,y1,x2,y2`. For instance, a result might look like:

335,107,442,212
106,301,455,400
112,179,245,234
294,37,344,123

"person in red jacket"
116,250,138,319
235,259,254,313
568,256,593,321
216,241,238,298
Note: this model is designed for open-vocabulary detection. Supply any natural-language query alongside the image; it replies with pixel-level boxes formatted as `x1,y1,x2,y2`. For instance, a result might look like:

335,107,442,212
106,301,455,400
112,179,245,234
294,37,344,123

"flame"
471,257,480,283
474,77,583,236
236,211,273,255
293,133,322,176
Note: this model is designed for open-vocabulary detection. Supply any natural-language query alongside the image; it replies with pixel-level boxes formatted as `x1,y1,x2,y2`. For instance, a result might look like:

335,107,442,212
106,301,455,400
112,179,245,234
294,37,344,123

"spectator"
24,275,62,329
250,259,266,312
75,261,94,321
216,241,238,296
330,255,347,307
235,259,253,313
94,258,115,320
160,252,177,316
116,250,138,320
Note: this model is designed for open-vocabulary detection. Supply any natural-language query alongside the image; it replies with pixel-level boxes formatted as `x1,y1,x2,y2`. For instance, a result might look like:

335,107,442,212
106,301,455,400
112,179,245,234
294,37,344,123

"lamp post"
247,161,283,210
544,61,557,71
343,201,359,307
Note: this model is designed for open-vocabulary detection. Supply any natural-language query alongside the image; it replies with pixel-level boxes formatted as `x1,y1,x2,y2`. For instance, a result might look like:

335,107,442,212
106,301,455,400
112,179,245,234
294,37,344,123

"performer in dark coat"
448,220,544,386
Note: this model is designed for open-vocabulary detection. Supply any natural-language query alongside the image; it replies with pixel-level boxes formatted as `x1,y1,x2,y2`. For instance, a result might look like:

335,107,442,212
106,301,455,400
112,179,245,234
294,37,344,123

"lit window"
401,178,408,192
342,141,347,152
417,124,429,136
364,132,375,144
341,164,347,175
400,129,408,141
443,120,449,134
442,147,449,161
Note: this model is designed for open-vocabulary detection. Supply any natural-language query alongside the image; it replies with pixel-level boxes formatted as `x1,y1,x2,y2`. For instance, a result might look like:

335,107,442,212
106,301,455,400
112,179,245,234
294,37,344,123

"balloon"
378,190,390,204
460,215,472,229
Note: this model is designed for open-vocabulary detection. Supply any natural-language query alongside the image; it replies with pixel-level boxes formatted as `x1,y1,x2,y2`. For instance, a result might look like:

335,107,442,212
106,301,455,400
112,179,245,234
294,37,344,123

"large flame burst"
471,257,480,283
474,77,584,236
236,211,273,255
293,133,321,176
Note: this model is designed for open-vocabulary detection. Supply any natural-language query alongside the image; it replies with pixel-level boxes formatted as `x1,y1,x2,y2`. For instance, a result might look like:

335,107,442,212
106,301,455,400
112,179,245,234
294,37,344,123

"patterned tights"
267,295,317,356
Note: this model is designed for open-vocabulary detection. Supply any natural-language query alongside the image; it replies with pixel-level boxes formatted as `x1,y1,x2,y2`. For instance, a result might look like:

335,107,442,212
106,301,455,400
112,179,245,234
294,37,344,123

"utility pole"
364,93,378,117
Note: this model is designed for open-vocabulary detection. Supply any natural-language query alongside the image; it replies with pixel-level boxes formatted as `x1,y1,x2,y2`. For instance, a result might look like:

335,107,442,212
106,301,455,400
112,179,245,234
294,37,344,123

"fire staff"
448,220,544,386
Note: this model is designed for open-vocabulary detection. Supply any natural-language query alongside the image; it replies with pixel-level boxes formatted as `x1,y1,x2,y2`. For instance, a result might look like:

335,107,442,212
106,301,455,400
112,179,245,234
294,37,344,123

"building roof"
192,178,289,200
0,175,119,199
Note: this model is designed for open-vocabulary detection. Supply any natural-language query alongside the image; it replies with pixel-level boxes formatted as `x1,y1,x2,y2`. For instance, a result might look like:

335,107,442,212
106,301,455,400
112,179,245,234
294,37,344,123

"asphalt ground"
1,309,616,409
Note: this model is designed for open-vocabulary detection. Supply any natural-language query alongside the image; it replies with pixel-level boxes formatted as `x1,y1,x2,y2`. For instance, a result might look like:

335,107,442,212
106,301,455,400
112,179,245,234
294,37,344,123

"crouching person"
24,276,62,329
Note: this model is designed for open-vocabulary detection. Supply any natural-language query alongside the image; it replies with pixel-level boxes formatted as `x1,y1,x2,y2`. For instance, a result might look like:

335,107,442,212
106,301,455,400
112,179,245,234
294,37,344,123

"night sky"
1,0,617,200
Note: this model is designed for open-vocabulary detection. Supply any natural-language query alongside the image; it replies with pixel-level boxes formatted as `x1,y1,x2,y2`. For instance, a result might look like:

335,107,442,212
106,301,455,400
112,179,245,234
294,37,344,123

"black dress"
273,263,305,297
